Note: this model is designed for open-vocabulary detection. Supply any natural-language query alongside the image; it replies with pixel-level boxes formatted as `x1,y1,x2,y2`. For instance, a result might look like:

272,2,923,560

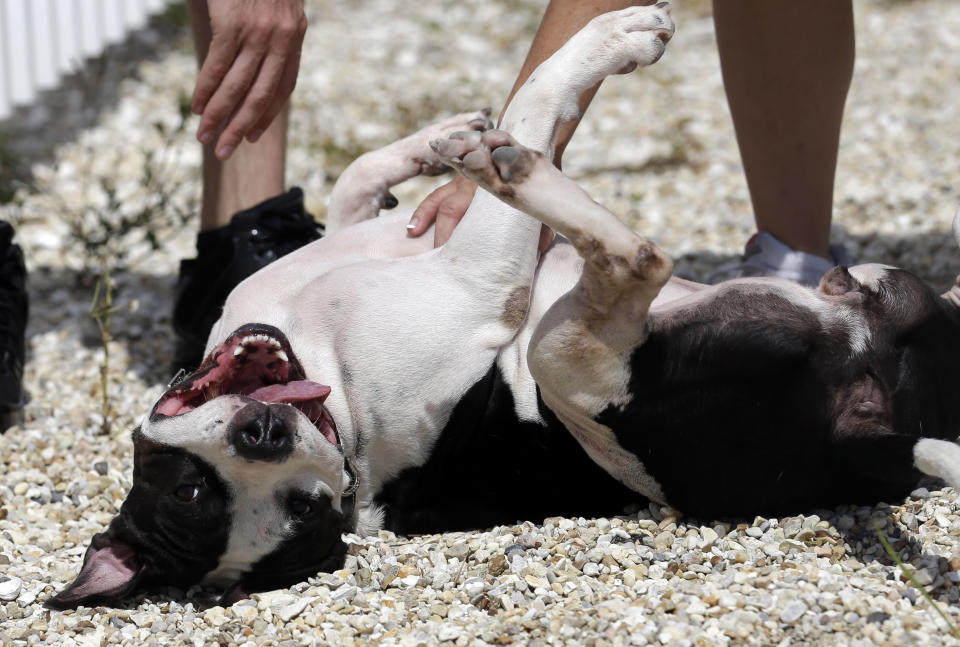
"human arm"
189,0,308,161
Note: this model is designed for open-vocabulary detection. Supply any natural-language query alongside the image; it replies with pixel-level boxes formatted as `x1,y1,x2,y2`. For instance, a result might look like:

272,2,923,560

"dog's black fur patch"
376,364,639,533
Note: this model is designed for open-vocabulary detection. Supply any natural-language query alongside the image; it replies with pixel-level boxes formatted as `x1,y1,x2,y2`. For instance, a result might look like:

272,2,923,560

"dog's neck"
337,424,372,533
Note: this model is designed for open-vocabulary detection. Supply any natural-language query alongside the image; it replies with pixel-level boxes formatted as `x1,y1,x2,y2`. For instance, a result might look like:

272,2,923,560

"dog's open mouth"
153,324,338,445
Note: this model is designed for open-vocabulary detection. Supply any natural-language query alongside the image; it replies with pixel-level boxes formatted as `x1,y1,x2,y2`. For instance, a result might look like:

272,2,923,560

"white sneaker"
707,231,853,286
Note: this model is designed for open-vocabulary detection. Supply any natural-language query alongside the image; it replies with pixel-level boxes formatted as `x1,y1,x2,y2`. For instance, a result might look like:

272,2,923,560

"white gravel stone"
2,1,960,646
0,576,23,601
780,600,809,624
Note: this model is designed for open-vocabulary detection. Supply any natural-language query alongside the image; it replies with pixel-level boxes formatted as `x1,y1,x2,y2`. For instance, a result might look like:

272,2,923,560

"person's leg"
188,0,287,229
174,2,320,371
713,0,855,260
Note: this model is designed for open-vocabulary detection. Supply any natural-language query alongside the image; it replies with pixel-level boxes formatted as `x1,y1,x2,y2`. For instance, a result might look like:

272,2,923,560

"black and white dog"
51,4,960,609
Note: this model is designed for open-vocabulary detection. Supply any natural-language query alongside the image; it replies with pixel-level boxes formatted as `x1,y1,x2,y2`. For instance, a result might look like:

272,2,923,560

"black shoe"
0,221,28,431
172,188,323,371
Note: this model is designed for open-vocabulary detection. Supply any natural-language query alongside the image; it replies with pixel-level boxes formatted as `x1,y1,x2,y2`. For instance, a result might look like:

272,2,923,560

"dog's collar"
340,456,359,525
342,456,359,497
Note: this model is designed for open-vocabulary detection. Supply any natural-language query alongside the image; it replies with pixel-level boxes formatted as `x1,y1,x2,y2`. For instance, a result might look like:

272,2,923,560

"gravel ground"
3,0,960,645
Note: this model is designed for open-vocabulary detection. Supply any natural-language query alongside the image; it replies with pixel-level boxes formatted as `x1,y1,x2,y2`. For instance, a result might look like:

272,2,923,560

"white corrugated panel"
77,0,104,59
0,0,173,120
31,0,60,91
123,0,149,31
3,0,33,105
53,0,81,76
102,0,125,45
0,3,8,120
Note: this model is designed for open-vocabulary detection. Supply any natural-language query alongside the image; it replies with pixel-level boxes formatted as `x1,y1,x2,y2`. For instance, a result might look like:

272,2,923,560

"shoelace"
242,215,323,254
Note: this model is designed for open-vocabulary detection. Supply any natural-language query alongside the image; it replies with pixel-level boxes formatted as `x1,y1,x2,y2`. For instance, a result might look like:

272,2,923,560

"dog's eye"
289,496,312,516
173,484,201,502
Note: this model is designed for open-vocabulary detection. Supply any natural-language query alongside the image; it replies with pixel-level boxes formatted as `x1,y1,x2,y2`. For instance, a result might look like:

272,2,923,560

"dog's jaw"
154,324,339,447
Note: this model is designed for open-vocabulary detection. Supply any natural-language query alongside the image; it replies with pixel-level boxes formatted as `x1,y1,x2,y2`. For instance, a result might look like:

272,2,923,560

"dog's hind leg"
433,130,673,498
914,439,960,488
326,109,492,233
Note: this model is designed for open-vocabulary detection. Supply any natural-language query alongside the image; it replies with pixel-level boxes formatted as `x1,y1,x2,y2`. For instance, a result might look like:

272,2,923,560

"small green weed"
874,524,960,640
89,265,120,436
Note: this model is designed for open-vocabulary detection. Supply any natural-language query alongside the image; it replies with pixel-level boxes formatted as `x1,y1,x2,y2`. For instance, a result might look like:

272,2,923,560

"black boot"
172,188,323,371
0,221,28,431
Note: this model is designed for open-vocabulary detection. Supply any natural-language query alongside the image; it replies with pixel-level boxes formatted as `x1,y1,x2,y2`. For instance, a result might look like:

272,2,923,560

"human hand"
192,0,307,160
407,174,555,252
406,175,477,248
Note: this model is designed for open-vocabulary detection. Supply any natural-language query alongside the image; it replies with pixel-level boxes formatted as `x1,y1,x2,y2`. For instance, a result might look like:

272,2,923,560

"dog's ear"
45,531,145,610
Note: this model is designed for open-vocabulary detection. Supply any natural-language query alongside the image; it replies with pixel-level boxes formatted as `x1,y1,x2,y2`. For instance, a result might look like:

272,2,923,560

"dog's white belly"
215,212,536,492
212,213,430,340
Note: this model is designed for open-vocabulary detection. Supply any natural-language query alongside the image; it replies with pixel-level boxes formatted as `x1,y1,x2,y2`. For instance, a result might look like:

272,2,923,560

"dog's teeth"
238,334,282,351
234,345,247,357
274,350,289,362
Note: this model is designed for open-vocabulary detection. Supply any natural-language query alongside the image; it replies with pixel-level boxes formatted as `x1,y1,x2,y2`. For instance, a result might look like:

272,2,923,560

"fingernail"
248,129,264,142
406,216,420,232
198,130,213,144
216,144,235,159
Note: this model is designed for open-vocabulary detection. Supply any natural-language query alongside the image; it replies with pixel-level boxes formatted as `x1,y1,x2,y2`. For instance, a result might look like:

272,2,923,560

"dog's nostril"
267,419,289,448
231,404,294,462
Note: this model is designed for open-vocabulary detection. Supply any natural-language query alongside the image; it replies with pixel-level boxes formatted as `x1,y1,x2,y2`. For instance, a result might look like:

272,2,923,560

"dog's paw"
567,3,674,76
409,108,494,176
430,130,544,196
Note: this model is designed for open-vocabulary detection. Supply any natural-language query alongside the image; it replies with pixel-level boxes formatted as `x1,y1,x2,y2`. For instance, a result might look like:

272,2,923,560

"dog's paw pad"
491,146,523,181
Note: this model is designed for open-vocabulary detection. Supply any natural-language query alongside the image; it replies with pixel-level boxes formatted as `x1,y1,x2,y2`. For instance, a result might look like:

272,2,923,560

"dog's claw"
381,191,399,210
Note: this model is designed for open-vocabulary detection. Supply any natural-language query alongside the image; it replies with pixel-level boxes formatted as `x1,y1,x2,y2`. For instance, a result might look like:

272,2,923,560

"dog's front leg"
326,110,492,233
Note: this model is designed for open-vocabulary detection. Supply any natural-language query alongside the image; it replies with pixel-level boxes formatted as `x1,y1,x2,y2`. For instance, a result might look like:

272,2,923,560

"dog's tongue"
248,381,331,404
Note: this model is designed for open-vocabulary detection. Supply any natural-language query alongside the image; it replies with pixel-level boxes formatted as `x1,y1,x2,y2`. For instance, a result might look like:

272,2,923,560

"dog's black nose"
229,402,294,462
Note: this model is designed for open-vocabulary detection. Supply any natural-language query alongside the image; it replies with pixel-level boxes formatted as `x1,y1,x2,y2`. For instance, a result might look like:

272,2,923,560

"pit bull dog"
51,3,960,609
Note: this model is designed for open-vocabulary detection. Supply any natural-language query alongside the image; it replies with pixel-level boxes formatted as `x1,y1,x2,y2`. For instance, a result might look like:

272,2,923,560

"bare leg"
188,0,288,230
713,0,855,259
